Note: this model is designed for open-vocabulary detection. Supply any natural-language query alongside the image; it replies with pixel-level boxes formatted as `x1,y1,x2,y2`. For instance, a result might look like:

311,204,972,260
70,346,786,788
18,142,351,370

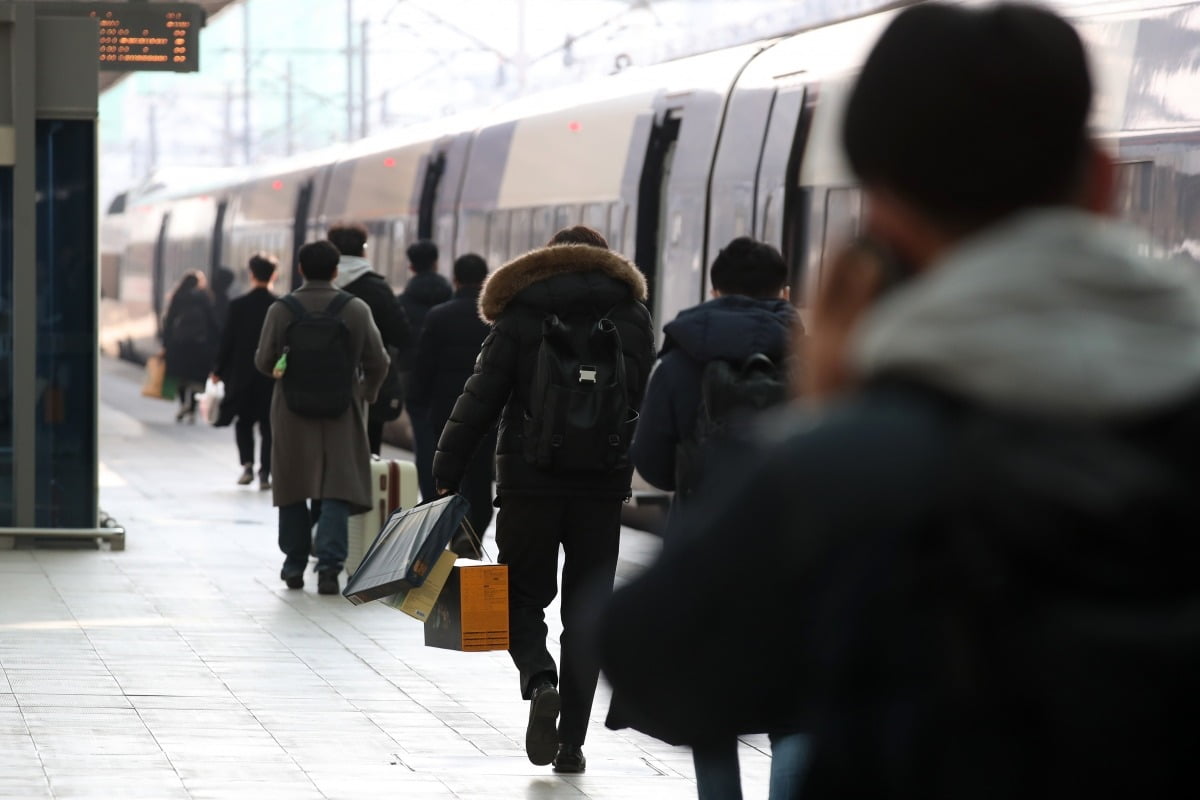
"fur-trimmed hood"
479,244,649,322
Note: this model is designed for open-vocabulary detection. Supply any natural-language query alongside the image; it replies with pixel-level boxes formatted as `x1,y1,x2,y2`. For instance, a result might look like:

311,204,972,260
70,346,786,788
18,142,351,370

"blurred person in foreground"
255,241,389,595
212,254,278,489
596,4,1200,797
410,253,496,537
434,227,654,773
397,238,453,497
328,222,411,455
625,235,804,798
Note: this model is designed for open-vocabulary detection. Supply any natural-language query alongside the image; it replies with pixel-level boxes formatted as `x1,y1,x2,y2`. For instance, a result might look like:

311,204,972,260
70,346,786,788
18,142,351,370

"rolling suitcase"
346,458,418,575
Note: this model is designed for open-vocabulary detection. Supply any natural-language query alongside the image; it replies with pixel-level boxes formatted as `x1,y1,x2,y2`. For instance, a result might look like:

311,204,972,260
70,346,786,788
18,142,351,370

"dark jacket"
163,287,219,384
631,295,797,492
339,264,411,354
596,210,1200,795
397,270,453,373
213,286,276,421
433,244,655,498
410,285,489,443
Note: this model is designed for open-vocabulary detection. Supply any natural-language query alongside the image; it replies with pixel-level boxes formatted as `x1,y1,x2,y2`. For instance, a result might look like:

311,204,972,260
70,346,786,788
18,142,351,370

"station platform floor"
0,358,773,799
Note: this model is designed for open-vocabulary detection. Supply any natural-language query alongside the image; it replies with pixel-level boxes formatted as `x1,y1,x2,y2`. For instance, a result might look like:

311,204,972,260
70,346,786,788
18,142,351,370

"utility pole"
243,0,252,164
516,0,528,91
147,104,158,176
285,61,295,157
360,20,369,138
345,0,354,141
223,83,234,165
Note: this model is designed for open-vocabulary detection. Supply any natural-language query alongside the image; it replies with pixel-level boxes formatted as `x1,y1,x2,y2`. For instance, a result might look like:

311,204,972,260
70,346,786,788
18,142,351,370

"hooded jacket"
597,209,1200,787
334,256,410,353
631,295,798,492
433,244,655,498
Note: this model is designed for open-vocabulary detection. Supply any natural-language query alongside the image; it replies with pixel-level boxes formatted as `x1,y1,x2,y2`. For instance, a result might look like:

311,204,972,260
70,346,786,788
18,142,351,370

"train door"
290,179,315,290
417,151,447,241
634,109,681,313
756,84,815,296
210,199,228,280
152,212,171,335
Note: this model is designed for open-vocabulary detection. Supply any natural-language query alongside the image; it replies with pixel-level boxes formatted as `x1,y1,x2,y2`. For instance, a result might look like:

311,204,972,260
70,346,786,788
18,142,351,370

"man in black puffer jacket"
434,226,654,775
410,253,495,536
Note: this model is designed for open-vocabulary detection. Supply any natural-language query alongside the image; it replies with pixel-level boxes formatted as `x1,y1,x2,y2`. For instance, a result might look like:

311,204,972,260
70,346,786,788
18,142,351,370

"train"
101,0,1200,365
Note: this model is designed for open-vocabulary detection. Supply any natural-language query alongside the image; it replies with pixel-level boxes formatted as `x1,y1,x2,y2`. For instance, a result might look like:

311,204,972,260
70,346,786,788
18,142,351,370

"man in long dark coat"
213,254,278,489
255,241,389,595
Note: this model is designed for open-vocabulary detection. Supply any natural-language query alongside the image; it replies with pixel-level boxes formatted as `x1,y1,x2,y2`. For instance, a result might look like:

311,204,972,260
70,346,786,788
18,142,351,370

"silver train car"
102,0,1200,358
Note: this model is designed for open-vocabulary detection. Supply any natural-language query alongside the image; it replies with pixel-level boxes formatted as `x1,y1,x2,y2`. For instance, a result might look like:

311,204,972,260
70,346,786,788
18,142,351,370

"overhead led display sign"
36,3,206,73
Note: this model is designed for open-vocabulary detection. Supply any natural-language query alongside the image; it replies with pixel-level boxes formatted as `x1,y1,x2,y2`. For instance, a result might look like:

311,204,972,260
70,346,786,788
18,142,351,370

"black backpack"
674,353,788,500
278,292,356,419
524,309,635,472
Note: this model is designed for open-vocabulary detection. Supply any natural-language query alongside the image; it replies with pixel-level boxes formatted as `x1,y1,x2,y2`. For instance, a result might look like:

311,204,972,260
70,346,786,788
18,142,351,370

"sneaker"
552,743,586,774
280,568,303,590
317,570,340,595
258,471,271,491
525,682,560,766
237,465,254,485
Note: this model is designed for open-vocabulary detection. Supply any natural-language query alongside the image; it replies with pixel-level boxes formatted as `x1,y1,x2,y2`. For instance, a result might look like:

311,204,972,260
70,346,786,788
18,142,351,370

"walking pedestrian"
398,238,452,498
434,226,654,773
255,240,389,595
162,270,218,424
410,253,495,536
212,254,278,489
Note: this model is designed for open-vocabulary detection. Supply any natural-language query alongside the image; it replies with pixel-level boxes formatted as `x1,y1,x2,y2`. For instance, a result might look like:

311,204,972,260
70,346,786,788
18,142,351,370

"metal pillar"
0,2,115,548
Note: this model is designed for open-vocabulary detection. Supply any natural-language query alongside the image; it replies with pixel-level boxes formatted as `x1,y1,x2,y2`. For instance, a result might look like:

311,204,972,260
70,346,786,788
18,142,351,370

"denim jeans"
693,732,810,800
279,498,348,576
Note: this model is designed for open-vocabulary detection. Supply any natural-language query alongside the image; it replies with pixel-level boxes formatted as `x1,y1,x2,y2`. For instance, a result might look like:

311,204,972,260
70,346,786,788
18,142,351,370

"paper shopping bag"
342,494,470,605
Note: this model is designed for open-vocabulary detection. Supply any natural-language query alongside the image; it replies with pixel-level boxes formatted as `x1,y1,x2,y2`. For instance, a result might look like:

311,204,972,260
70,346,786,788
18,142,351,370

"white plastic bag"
198,377,225,425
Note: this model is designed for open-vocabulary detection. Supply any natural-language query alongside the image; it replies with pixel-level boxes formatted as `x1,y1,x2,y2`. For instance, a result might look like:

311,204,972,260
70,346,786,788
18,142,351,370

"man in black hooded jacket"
434,226,654,774
598,4,1200,797
399,238,453,497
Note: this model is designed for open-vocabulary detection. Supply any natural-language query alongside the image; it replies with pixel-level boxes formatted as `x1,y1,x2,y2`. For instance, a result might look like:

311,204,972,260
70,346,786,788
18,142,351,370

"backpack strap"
278,294,307,320
325,291,354,316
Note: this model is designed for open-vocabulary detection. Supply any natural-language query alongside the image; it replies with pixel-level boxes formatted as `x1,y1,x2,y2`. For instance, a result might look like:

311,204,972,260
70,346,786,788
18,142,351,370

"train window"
583,203,607,238
1114,161,1154,238
461,211,487,257
555,205,579,231
822,188,863,269
532,206,553,248
487,210,510,266
510,208,533,256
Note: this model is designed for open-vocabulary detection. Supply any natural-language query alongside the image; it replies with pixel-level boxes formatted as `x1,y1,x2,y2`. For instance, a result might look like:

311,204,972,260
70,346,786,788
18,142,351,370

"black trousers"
460,429,497,537
495,493,622,747
235,408,272,476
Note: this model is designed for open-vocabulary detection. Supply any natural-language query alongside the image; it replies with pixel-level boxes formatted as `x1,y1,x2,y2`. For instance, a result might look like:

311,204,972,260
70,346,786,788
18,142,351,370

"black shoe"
317,570,340,595
525,682,560,766
552,743,586,774
280,568,303,590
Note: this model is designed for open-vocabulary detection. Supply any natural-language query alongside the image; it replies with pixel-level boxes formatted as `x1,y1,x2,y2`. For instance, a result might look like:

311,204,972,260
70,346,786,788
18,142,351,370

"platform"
0,358,772,799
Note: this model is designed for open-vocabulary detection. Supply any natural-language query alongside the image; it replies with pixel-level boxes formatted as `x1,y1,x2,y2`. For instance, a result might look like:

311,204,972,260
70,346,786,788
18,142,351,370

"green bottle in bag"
273,349,288,378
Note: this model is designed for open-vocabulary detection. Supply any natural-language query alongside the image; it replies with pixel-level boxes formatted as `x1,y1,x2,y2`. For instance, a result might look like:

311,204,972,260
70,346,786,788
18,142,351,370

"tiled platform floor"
0,358,772,799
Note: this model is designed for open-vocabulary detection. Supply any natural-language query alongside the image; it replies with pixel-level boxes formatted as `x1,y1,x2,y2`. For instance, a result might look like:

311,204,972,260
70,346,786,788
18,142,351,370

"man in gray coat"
255,240,389,595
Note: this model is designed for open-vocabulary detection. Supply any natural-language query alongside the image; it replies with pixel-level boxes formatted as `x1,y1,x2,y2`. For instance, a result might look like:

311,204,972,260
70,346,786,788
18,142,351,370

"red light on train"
568,121,582,133
384,157,396,167
271,180,283,190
